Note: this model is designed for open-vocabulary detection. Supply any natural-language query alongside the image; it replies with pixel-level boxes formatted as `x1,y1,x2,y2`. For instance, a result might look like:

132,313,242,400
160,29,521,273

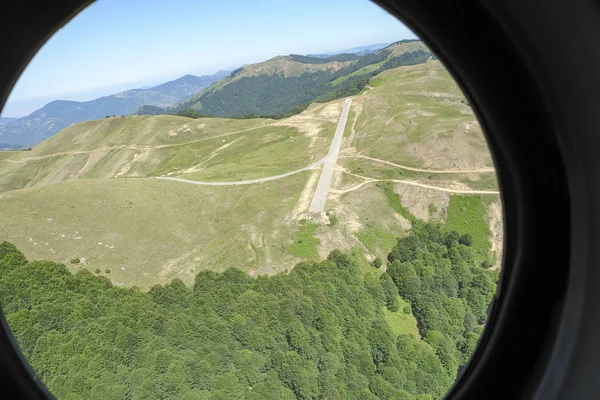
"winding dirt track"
341,171,500,195
157,99,499,195
156,157,325,186
341,154,496,174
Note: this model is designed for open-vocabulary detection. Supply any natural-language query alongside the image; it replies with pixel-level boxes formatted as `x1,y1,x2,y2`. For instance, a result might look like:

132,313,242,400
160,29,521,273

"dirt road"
156,157,325,186
342,154,496,173
308,98,352,212
156,98,499,197
342,170,500,194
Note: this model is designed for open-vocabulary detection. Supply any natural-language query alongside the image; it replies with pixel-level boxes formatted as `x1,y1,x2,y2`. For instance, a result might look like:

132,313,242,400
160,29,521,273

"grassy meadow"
0,61,502,291
349,60,493,171
0,174,311,288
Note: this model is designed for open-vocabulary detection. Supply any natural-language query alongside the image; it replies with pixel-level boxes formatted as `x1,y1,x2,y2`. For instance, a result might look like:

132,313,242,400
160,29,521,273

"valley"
0,72,230,146
0,48,502,288
0,38,503,400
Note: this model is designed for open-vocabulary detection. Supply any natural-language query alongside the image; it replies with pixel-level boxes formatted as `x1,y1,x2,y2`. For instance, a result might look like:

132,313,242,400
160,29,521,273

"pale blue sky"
2,0,415,117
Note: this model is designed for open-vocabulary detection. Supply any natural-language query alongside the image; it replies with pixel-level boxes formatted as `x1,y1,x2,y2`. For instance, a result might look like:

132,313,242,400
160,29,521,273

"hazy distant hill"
307,42,391,58
0,71,229,146
0,117,17,125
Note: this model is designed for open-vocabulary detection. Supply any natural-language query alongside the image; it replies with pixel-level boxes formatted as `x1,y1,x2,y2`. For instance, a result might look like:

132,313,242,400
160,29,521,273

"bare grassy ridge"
0,102,340,192
325,59,502,270
0,100,346,286
349,60,493,171
339,157,499,191
0,151,23,161
0,59,503,287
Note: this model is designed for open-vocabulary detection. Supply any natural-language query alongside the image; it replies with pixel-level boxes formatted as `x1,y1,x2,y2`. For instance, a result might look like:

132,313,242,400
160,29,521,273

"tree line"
0,217,496,400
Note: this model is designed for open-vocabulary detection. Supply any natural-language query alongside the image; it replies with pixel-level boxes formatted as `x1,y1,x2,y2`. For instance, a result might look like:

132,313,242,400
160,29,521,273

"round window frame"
0,1,574,399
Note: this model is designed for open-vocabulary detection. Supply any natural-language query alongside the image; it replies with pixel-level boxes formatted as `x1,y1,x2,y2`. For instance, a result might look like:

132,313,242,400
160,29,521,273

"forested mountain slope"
143,40,433,119
0,220,497,399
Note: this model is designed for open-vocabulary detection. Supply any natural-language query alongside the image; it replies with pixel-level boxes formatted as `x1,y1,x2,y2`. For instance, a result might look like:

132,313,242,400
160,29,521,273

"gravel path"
308,98,353,212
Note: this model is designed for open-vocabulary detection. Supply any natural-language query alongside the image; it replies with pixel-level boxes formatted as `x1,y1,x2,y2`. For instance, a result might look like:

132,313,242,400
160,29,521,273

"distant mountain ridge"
0,41,426,146
306,42,391,58
0,117,17,125
0,71,230,146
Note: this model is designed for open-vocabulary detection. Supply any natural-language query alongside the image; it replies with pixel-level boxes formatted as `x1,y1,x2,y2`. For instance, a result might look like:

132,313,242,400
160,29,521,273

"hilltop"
0,41,422,147
0,57,501,286
0,71,230,146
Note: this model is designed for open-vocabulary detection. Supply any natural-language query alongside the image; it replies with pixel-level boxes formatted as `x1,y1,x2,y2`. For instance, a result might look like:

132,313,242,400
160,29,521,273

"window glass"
0,1,502,398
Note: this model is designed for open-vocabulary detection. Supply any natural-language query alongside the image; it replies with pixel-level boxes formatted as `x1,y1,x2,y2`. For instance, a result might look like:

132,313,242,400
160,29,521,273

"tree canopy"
0,219,495,400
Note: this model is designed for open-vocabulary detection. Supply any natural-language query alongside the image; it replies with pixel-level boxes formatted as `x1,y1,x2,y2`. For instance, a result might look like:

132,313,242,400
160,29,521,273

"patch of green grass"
382,297,419,337
428,203,437,217
377,182,416,223
355,222,397,254
69,258,80,264
326,212,338,227
369,76,386,87
445,195,491,261
0,151,23,161
179,123,334,182
344,109,355,138
346,247,379,276
288,222,320,259
461,172,499,191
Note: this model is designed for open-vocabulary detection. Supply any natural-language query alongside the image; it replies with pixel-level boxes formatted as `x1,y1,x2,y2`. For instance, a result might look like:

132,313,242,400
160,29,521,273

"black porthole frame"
0,0,588,399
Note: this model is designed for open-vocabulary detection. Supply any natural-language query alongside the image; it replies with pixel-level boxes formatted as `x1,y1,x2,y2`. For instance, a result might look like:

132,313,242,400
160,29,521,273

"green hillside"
0,40,504,400
0,99,347,285
0,176,311,288
0,100,341,192
346,60,492,170
0,56,502,285
141,41,432,119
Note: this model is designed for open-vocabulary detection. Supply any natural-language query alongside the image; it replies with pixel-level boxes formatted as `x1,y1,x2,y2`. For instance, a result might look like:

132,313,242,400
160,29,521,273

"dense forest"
136,105,166,116
0,220,496,400
378,50,431,72
187,71,338,117
137,49,433,120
